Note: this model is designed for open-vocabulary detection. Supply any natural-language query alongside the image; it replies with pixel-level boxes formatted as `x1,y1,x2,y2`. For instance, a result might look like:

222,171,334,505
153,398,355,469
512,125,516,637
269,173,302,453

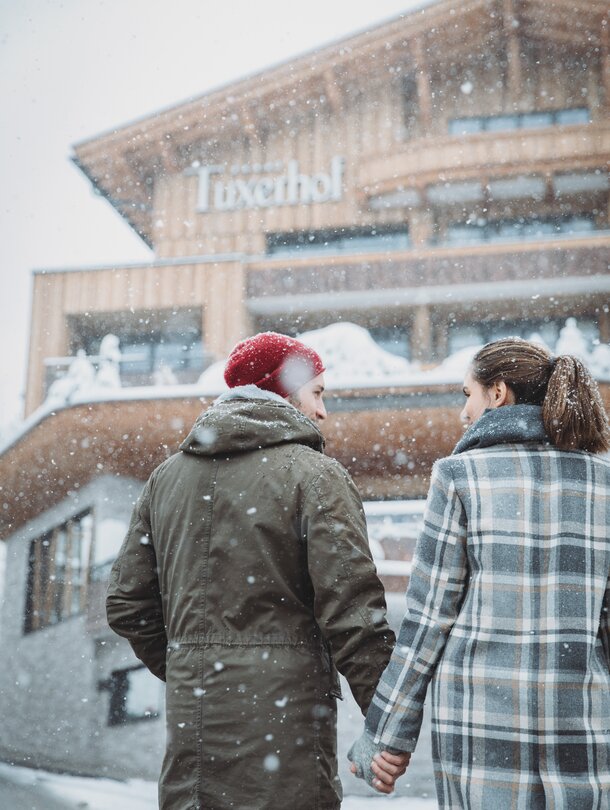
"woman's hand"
348,731,411,793
370,750,411,793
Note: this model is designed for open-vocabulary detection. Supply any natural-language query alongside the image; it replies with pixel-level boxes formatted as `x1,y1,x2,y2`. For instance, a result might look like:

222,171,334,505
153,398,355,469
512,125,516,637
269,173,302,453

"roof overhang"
0,385,471,540
71,0,608,245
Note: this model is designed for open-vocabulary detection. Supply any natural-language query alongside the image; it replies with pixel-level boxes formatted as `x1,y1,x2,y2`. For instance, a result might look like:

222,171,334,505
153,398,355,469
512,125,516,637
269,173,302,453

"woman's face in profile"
460,370,493,427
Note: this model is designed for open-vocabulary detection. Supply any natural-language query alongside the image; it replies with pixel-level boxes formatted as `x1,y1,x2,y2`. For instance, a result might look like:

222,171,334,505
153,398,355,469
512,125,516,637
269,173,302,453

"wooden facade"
23,0,610,415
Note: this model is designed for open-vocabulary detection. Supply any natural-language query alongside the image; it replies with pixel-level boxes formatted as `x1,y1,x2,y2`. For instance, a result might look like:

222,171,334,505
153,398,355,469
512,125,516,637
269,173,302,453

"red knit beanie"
224,332,325,398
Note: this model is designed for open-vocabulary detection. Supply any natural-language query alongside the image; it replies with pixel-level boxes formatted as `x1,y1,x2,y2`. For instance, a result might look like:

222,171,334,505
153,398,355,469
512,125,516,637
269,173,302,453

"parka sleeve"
364,458,469,752
106,475,168,681
301,460,395,713
601,575,610,674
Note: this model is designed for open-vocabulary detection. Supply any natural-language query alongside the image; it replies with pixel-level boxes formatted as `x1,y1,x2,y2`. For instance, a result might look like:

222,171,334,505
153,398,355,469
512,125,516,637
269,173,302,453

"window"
24,511,93,633
444,215,595,246
369,325,410,360
69,308,206,387
266,226,409,257
363,500,425,578
105,666,163,726
448,108,589,136
118,335,204,376
448,318,599,356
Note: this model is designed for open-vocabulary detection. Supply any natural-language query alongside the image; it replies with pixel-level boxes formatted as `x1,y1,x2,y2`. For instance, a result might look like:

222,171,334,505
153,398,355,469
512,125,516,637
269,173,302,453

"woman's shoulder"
439,443,610,483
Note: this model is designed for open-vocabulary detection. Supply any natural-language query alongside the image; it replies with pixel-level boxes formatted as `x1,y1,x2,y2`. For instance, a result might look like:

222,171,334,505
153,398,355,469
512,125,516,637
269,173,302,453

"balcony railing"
359,121,610,193
246,233,610,301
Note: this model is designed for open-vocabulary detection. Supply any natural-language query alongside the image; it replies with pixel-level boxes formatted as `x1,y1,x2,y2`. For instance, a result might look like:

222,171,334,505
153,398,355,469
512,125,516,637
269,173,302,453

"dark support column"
434,317,449,362
599,306,610,345
414,39,433,131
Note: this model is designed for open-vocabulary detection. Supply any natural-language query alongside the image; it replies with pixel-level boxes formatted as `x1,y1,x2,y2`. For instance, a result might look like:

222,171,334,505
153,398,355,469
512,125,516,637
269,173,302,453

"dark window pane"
484,115,518,131
449,117,482,135
556,108,589,125
521,112,553,129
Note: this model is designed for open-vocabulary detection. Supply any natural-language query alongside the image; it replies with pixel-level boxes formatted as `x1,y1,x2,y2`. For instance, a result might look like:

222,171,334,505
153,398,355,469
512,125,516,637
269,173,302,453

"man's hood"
180,385,325,456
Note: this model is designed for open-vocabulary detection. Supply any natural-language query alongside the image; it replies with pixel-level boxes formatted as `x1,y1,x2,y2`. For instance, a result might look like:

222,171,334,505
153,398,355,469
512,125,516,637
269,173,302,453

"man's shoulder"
263,442,354,488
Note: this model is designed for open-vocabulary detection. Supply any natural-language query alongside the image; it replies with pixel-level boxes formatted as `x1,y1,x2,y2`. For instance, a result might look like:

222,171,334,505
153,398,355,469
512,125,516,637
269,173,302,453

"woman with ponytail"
350,337,610,807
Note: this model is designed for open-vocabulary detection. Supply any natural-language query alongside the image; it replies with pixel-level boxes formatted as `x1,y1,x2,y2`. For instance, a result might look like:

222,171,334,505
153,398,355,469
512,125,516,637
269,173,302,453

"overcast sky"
0,0,434,427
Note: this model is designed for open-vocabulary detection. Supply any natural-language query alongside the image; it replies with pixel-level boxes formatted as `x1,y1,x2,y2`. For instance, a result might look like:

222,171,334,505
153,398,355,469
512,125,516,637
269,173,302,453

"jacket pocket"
321,640,343,700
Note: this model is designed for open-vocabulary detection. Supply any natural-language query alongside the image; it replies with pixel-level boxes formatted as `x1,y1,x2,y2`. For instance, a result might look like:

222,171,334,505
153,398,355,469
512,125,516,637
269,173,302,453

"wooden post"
602,14,610,114
409,207,434,247
414,39,433,131
503,0,522,107
434,317,449,362
411,305,433,363
324,69,342,112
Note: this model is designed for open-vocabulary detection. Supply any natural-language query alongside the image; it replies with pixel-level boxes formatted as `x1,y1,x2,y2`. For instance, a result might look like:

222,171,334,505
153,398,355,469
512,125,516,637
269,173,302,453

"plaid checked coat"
365,405,610,808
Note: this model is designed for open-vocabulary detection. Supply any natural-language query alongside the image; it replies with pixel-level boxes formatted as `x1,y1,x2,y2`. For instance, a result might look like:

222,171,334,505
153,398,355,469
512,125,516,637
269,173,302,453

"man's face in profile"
291,373,327,423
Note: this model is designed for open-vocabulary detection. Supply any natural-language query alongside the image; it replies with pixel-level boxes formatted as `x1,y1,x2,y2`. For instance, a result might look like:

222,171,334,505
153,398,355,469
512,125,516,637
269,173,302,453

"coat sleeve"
301,460,395,713
106,475,168,681
601,575,610,674
364,458,469,752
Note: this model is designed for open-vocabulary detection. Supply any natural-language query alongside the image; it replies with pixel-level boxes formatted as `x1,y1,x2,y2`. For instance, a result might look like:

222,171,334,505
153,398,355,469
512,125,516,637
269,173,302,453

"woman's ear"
491,380,514,408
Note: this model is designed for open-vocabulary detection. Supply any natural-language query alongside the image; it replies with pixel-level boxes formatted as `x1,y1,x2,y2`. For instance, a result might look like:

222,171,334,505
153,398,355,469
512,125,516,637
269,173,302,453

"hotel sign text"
193,156,345,213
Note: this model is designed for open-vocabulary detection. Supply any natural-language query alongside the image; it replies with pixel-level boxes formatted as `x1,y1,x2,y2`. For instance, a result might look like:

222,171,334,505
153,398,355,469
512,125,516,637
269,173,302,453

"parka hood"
180,385,325,456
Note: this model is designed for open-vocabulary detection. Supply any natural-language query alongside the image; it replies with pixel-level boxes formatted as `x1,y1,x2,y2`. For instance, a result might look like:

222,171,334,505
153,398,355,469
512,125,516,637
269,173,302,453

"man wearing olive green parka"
106,332,395,810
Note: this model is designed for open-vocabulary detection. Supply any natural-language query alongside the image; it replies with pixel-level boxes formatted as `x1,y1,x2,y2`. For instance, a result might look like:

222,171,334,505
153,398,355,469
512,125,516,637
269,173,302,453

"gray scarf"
453,404,549,455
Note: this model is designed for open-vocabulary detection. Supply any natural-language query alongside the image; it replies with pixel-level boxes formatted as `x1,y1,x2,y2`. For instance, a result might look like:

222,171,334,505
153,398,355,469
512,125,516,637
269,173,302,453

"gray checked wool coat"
365,405,610,808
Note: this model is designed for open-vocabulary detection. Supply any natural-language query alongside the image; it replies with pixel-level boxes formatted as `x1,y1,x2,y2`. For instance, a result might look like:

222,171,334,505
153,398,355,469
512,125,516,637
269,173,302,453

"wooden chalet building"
0,0,607,788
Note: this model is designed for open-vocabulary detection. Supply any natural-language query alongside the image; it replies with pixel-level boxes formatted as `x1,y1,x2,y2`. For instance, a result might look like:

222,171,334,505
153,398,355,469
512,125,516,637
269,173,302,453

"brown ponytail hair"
471,337,610,453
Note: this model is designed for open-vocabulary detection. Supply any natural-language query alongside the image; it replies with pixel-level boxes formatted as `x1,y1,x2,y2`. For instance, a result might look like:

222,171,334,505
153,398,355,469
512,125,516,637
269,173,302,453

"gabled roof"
71,0,609,246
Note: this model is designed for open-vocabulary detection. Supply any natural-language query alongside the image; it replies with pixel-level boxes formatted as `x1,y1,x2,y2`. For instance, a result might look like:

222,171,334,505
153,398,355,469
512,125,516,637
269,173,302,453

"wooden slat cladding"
24,261,248,414
246,238,610,299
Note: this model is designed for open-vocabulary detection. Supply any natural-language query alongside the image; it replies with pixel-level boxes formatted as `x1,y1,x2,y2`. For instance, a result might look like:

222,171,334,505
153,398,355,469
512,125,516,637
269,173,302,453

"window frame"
104,665,163,727
265,225,410,257
448,107,590,136
24,510,94,634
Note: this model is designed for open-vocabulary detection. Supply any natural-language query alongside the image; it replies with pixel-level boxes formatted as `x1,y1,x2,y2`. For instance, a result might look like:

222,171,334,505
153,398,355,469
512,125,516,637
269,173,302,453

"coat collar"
453,404,549,455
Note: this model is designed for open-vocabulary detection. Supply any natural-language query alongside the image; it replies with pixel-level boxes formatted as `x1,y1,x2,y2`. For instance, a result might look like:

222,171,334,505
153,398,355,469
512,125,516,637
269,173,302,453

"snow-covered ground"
0,761,438,809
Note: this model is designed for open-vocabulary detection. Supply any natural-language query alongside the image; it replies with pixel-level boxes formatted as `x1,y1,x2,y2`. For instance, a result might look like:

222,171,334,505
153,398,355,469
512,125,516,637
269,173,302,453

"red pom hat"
224,332,325,398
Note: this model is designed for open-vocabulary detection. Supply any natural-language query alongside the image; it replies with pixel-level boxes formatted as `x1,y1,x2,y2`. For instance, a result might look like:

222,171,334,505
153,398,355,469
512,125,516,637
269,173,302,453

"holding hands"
348,730,411,794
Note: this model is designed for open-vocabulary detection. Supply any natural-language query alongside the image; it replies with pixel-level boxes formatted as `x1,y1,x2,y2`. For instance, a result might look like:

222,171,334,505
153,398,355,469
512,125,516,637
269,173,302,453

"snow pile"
0,762,157,810
299,322,415,388
45,334,122,408
197,321,479,394
197,318,610,394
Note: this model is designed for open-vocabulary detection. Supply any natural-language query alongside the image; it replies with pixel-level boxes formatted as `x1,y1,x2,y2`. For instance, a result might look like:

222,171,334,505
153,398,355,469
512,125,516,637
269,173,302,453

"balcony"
358,122,610,194
246,233,610,312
